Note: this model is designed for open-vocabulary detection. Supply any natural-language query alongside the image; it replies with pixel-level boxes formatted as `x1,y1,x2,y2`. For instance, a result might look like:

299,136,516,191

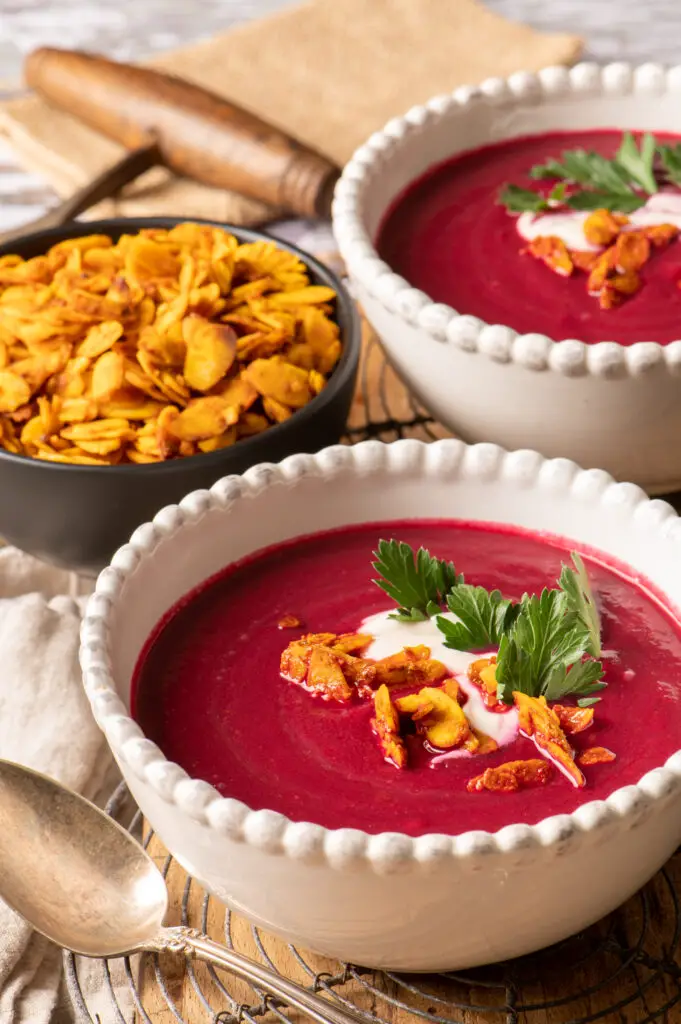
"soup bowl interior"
82,439,681,971
0,217,360,575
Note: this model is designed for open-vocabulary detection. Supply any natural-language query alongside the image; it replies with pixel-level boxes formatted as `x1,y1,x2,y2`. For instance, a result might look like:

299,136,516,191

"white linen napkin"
0,545,120,1023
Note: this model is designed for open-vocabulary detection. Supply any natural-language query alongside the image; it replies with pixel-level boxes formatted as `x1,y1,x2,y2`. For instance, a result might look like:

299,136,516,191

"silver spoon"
0,758,372,1024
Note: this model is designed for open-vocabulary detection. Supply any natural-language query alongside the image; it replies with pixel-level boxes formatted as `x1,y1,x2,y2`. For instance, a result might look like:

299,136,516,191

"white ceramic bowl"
333,62,681,494
80,439,681,971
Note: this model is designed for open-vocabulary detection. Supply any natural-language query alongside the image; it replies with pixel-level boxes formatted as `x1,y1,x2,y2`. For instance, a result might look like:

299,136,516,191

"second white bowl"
333,63,681,493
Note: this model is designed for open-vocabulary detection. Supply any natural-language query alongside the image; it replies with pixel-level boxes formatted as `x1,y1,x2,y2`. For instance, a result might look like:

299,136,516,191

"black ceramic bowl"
0,217,360,574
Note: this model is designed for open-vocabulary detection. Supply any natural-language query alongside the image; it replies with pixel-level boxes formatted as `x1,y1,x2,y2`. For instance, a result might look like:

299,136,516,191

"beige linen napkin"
0,0,581,226
0,547,122,1024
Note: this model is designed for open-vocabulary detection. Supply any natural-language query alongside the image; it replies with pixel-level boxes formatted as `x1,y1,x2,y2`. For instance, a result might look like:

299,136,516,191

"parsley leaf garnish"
495,590,571,701
616,131,658,194
564,190,647,213
372,539,460,622
436,585,519,650
575,694,604,708
497,185,548,213
529,158,569,181
529,149,634,194
549,182,568,204
370,539,607,706
543,659,606,703
495,589,605,705
558,552,601,657
500,132,661,216
497,183,568,214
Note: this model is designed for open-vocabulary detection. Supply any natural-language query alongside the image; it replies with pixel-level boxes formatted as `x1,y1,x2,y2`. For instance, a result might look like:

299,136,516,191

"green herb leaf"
548,182,568,203
532,149,633,194
495,633,534,704
502,589,572,685
436,586,519,651
494,585,605,705
543,658,606,702
577,695,602,708
529,158,571,180
658,143,681,187
566,150,633,193
372,540,461,622
616,132,658,194
558,553,602,657
373,541,607,707
497,184,548,213
505,134,660,218
564,190,647,213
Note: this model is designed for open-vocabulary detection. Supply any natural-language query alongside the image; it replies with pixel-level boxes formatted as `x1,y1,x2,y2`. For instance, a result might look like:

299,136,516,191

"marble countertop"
0,0,680,245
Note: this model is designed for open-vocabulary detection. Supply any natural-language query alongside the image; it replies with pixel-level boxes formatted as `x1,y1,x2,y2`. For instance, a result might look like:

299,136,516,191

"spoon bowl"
0,759,167,957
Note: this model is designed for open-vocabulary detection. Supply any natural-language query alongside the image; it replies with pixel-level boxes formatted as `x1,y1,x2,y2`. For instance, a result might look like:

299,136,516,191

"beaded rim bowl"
331,64,681,492
78,439,681,970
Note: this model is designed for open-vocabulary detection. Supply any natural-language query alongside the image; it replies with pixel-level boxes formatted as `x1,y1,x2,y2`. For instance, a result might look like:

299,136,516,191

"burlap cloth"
0,0,581,227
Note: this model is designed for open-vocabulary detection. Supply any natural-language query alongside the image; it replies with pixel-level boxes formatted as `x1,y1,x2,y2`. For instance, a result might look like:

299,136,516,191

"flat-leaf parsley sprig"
494,589,605,707
372,539,461,622
559,552,601,657
498,132,670,216
436,586,519,649
371,540,605,705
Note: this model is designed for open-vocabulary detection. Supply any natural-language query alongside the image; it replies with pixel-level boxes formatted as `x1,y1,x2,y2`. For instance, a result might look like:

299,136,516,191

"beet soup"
376,129,681,344
132,520,681,837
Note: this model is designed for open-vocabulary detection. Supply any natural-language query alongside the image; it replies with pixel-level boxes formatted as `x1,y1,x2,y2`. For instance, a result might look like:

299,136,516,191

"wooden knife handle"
25,47,341,219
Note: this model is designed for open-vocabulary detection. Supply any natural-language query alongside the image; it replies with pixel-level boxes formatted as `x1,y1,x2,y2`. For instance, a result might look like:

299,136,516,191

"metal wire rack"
64,783,681,1024
64,335,681,1023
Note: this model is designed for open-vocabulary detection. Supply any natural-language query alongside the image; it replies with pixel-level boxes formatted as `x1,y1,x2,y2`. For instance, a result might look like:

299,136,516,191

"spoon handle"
161,927,373,1024
0,143,161,245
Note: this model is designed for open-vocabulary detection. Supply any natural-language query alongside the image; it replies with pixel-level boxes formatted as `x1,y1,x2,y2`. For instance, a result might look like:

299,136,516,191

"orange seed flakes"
526,208,681,309
467,759,552,794
0,371,31,413
552,704,595,735
0,225,341,465
578,746,616,766
396,681,471,750
599,270,642,309
582,209,628,247
372,684,407,769
371,645,449,688
467,727,498,756
467,657,505,711
280,632,375,703
182,316,237,392
645,223,679,247
571,250,601,274
527,236,573,277
613,230,650,271
307,647,353,703
587,247,617,294
514,692,585,788
277,613,303,630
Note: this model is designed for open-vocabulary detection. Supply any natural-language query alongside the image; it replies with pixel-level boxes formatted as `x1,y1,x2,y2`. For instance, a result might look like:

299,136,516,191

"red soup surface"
132,520,681,836
376,130,681,345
